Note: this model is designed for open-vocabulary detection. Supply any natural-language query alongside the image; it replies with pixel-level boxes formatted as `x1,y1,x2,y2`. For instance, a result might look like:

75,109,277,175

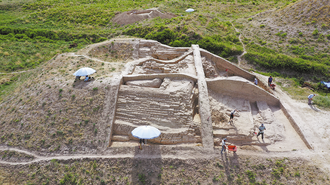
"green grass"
1,0,327,104
314,96,330,109
0,0,294,73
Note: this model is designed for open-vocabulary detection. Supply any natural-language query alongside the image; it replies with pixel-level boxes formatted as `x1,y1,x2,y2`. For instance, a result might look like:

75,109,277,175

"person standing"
221,138,227,154
254,78,258,85
225,69,229,77
268,76,273,86
139,139,145,150
257,124,266,140
308,94,316,105
229,109,238,124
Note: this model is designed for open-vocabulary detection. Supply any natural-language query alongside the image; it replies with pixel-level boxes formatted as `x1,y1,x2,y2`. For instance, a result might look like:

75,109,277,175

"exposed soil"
112,8,176,25
0,151,329,185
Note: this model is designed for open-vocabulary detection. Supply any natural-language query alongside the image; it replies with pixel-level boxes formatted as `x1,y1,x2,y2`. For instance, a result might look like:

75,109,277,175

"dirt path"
0,145,328,172
0,70,29,75
231,23,247,67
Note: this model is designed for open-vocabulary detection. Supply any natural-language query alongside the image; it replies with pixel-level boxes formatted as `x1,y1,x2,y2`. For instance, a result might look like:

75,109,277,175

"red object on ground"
270,84,276,90
228,145,237,153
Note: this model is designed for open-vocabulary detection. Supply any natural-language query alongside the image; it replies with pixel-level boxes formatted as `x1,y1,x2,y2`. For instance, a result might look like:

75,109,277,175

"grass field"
0,0,294,73
0,0,329,107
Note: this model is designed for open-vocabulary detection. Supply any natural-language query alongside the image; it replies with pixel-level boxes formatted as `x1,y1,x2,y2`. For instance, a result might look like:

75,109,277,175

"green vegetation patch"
124,25,243,58
244,43,330,77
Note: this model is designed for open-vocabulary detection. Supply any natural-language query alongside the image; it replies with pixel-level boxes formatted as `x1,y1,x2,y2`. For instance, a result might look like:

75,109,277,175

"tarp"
321,81,330,88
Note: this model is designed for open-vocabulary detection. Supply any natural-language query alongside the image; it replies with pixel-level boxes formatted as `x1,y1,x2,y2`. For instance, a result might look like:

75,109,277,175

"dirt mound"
272,0,330,26
112,8,176,25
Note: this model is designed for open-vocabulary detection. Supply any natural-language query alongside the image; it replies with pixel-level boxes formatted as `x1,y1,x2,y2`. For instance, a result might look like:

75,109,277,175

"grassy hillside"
0,0,294,73
0,40,129,154
236,0,330,78
1,0,304,104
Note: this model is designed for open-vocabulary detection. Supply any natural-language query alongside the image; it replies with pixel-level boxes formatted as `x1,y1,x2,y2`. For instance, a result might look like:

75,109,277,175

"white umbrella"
185,8,194,13
131,126,161,139
73,67,96,76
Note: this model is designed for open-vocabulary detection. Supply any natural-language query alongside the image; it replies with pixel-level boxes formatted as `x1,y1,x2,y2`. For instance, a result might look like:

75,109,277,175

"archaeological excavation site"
87,38,311,152
2,38,329,184
0,38,313,157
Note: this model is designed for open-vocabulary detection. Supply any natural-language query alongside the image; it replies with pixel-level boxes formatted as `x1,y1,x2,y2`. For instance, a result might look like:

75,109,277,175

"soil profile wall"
206,77,280,106
200,49,255,81
122,73,197,83
106,76,123,147
280,101,313,149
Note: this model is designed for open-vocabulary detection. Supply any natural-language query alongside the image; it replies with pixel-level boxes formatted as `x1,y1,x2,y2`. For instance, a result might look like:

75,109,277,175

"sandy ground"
255,73,330,172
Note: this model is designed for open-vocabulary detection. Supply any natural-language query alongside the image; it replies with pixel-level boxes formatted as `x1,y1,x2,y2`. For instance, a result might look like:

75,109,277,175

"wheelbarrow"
227,145,237,153
270,84,276,90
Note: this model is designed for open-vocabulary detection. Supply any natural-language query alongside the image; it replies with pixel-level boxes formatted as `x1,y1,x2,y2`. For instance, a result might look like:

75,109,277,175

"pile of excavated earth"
113,8,176,25
1,38,330,184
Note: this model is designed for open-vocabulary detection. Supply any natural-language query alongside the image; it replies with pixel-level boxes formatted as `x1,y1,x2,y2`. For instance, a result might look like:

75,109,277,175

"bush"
275,31,287,38
245,170,256,183
59,173,78,185
260,24,265,28
312,29,319,36
272,168,281,179
138,174,146,184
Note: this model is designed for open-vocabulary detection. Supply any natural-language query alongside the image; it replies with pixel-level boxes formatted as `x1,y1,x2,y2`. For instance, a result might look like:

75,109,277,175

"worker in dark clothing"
257,124,266,140
268,76,273,86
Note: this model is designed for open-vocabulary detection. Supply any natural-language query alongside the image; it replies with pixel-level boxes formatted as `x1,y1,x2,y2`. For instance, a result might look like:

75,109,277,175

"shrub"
246,170,256,183
93,87,98,91
138,174,146,184
272,168,281,179
59,173,78,185
59,89,63,93
312,29,319,36
260,24,265,28
321,23,328,29
275,31,287,38
248,18,252,21
57,130,64,136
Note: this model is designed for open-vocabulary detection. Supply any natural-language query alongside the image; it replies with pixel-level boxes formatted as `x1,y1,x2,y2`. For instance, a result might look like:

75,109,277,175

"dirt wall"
200,49,255,81
206,77,280,106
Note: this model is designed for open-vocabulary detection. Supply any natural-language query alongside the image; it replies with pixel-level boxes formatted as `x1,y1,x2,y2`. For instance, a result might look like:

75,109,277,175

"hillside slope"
0,40,129,155
235,0,330,82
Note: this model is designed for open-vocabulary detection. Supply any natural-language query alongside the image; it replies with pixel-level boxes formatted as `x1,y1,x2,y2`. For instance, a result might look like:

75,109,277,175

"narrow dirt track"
232,23,247,67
